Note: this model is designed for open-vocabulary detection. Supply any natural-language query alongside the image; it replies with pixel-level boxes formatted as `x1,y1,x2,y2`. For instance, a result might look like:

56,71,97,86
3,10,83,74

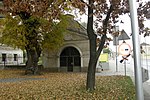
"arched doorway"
60,47,81,72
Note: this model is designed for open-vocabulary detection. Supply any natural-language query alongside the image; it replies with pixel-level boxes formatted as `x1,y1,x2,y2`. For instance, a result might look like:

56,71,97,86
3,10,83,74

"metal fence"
0,57,25,66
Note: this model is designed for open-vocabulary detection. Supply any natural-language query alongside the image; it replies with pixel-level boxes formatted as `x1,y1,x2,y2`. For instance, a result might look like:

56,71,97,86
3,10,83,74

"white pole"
129,0,144,100
124,60,126,76
116,37,118,72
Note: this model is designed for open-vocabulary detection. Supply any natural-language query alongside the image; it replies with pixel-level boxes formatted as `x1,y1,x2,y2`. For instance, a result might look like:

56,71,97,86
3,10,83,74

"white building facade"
0,45,24,65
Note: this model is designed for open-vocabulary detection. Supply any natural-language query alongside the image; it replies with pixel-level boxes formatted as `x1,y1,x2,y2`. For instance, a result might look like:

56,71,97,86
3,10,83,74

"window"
14,54,18,61
60,57,67,66
2,54,6,61
74,56,81,66
60,47,81,67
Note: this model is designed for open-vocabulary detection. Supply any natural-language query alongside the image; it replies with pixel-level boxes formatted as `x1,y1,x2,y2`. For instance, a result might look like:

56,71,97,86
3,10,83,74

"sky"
74,1,150,52
76,14,150,52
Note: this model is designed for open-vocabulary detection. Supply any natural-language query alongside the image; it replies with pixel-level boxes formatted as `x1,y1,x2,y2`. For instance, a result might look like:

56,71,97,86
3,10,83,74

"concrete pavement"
96,58,150,100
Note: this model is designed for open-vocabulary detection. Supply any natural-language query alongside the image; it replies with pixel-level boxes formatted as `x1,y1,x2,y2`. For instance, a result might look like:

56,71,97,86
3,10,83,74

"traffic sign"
118,41,131,56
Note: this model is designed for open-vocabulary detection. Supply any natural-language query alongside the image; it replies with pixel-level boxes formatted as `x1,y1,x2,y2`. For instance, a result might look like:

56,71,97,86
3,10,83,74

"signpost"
118,41,131,76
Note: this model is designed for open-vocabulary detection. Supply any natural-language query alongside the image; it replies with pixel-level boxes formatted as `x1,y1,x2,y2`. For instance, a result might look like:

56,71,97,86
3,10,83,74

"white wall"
0,47,24,65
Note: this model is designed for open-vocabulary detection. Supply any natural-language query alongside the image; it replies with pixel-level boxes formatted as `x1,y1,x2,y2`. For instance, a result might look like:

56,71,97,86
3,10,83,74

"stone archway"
60,46,81,72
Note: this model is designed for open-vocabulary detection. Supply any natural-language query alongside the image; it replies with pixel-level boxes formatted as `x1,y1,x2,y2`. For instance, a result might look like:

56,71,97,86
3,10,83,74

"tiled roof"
65,14,87,36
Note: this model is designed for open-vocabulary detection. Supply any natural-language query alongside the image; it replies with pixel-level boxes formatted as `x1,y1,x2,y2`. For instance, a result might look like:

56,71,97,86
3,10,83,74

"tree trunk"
18,13,42,75
86,0,113,91
25,45,41,75
86,0,97,91
86,35,97,91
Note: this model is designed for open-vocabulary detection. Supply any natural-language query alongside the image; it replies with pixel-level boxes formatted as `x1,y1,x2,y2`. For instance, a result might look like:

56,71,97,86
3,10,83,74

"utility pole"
129,0,144,100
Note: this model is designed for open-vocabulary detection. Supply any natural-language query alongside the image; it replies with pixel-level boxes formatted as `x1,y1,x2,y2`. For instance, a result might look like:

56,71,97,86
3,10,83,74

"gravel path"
0,77,45,83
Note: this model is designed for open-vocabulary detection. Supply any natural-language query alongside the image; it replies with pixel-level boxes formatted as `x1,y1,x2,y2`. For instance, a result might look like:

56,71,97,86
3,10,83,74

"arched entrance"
60,46,81,72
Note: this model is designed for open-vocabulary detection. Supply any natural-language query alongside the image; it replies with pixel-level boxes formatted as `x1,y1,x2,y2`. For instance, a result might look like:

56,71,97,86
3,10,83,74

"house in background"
141,42,150,55
0,45,24,65
42,15,90,72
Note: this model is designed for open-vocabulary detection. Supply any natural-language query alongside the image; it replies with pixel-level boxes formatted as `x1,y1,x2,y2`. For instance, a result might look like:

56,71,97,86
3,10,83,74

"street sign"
118,30,130,40
118,42,131,56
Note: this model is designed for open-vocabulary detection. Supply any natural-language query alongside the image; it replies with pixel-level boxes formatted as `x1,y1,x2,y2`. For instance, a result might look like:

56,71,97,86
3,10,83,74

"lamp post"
113,26,119,72
129,0,144,99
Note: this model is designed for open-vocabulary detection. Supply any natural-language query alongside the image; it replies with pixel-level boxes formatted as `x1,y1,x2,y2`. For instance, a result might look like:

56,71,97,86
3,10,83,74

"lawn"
0,69,135,100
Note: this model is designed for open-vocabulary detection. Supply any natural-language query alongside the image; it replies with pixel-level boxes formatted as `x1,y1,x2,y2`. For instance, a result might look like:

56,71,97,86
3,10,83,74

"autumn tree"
0,0,70,74
71,0,150,91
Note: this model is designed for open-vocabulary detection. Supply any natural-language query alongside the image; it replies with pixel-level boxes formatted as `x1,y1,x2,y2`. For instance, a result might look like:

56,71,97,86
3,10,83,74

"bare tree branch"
96,5,113,58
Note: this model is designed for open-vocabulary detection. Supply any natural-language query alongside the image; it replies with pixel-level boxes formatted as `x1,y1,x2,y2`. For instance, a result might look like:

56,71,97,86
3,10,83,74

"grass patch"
0,69,135,100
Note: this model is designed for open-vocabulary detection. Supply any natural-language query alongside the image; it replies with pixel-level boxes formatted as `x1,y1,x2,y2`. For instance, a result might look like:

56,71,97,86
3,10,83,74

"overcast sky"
74,1,150,52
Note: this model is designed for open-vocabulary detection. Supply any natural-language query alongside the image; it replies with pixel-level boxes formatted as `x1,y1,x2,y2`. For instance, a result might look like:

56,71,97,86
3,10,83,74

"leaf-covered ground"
0,69,135,100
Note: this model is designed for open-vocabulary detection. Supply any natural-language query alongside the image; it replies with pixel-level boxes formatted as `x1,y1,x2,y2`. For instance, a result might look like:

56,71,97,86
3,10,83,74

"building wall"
42,16,90,72
42,39,90,72
0,47,24,65
143,45,150,55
